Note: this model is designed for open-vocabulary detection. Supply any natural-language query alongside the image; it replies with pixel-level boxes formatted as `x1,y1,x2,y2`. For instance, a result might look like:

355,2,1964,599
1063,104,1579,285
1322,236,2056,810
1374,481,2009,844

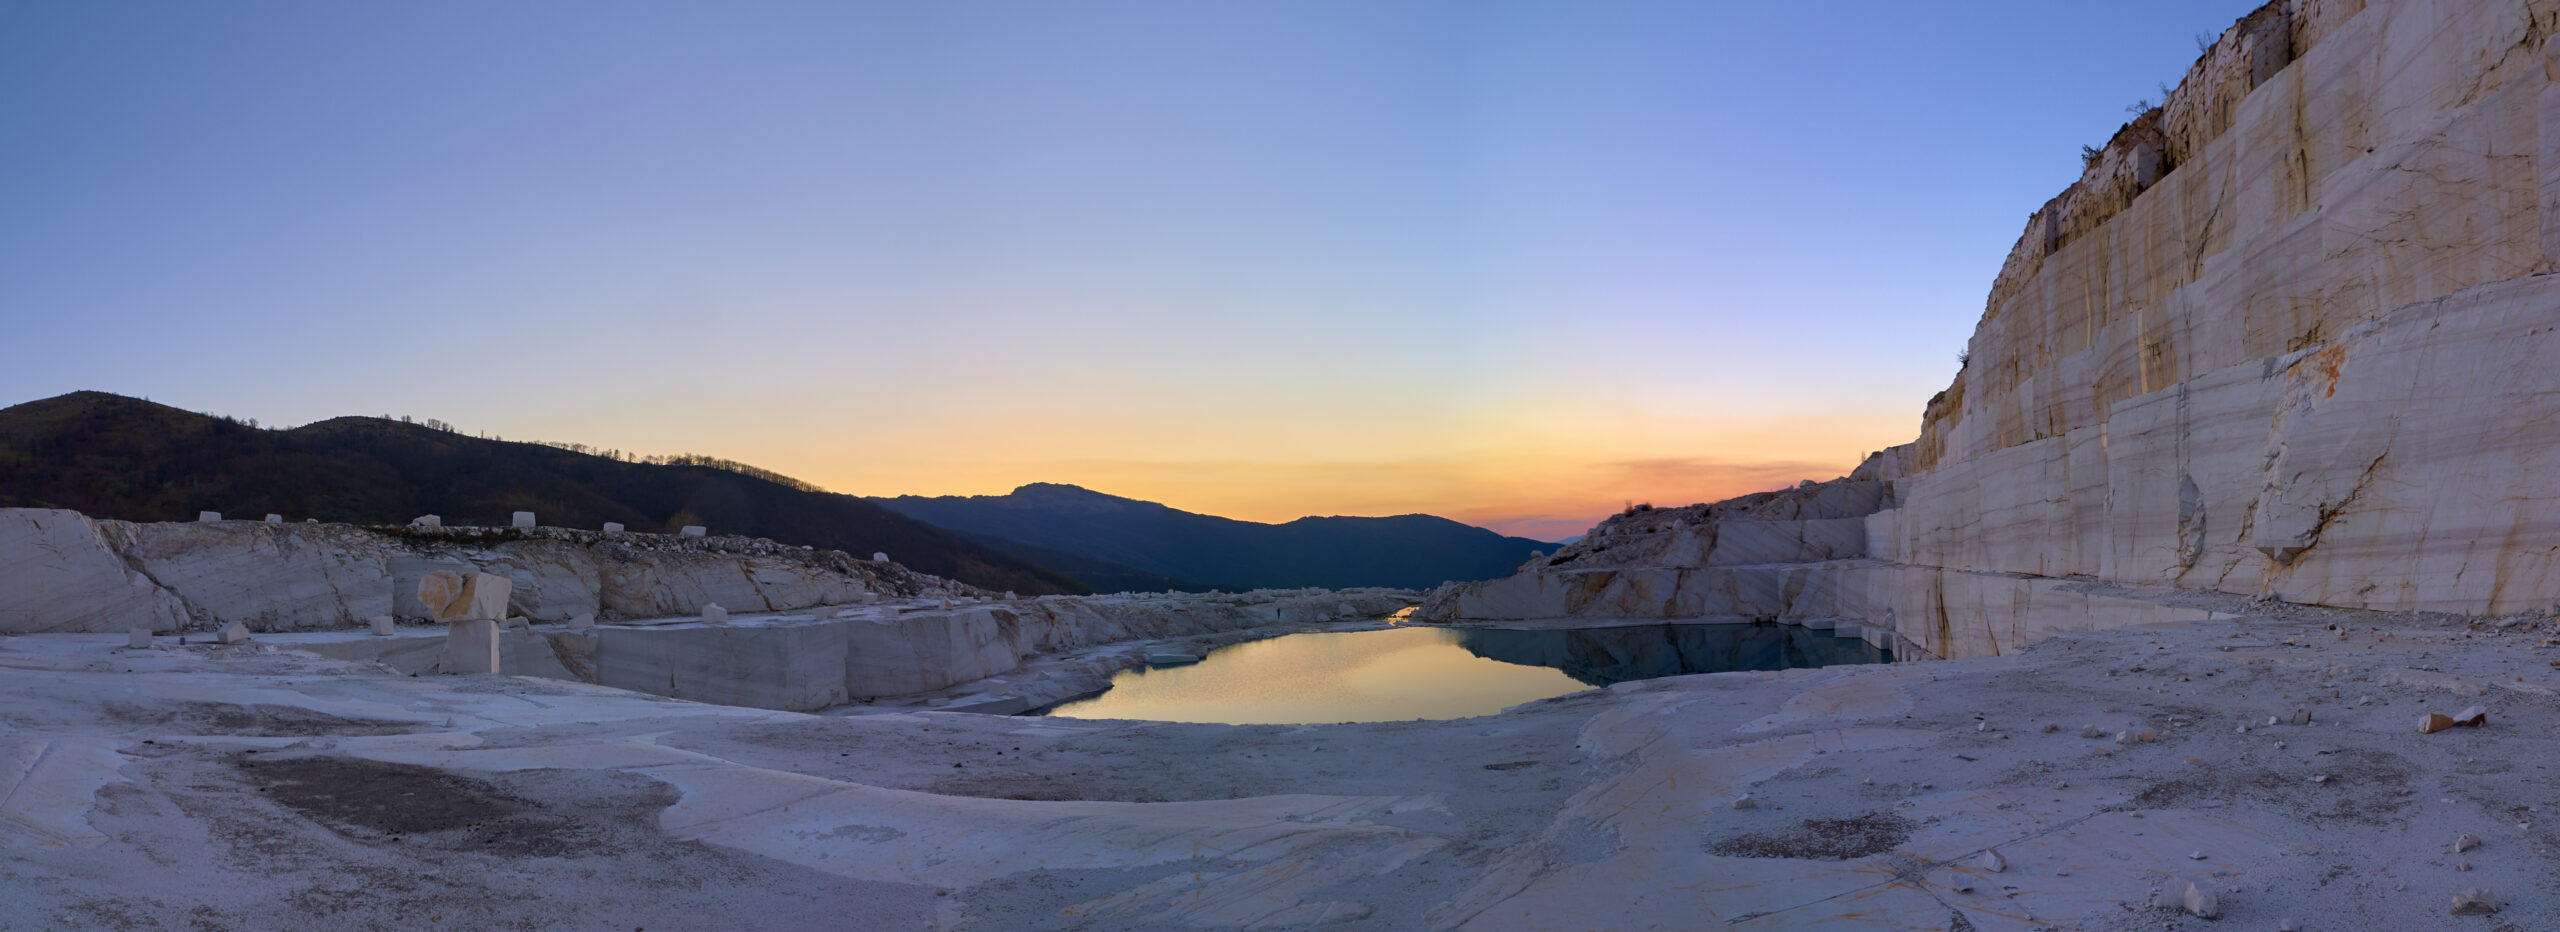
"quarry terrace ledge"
0,506,1433,711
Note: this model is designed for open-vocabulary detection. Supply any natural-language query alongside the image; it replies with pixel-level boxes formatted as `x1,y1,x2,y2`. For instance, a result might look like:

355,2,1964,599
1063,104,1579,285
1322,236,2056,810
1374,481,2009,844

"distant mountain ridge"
872,482,1557,591
0,391,1093,596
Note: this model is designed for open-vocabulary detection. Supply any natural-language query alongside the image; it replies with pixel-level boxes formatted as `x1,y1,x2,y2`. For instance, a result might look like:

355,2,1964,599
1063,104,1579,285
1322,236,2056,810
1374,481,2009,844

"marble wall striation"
1431,0,2560,656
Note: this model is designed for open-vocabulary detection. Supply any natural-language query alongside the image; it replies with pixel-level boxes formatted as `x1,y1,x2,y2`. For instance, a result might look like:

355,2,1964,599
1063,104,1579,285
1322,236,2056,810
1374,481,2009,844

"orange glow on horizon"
744,407,1917,541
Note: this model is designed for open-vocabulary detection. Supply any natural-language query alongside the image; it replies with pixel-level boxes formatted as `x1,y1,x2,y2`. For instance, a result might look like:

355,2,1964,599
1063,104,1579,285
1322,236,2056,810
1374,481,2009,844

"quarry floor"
7,600,2560,930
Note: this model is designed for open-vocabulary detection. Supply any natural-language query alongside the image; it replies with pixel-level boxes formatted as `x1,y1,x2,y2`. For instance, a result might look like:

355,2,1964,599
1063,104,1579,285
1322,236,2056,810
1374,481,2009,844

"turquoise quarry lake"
1038,622,1891,725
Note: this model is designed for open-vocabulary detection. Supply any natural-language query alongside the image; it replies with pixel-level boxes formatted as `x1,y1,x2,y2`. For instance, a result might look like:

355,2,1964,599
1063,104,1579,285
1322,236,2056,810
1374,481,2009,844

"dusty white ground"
7,598,2558,930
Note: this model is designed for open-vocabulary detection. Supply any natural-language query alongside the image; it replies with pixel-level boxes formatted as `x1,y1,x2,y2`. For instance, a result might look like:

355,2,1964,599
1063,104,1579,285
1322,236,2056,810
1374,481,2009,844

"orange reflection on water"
1041,626,1589,725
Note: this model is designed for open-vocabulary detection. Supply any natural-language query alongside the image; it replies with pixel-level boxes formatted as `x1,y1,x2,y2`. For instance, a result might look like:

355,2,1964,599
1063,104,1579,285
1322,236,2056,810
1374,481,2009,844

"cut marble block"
216,623,249,644
263,514,282,524
417,571,512,622
127,629,150,649
197,512,220,523
411,515,441,527
442,618,500,674
369,616,396,637
512,512,536,529
703,604,729,625
602,522,624,532
389,557,472,621
681,526,707,537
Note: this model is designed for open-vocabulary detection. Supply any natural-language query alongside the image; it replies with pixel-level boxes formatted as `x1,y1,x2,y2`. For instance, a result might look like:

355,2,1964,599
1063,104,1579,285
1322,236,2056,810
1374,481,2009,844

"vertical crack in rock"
2290,447,2391,564
2175,473,2207,570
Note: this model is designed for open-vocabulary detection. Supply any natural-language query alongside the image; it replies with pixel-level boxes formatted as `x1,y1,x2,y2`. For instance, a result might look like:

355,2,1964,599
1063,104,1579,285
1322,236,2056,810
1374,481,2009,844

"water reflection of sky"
1041,626,1589,725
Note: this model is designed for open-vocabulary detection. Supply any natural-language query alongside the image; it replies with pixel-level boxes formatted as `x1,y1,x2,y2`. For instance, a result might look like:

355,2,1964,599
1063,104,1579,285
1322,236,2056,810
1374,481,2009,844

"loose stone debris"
2451,888,2500,915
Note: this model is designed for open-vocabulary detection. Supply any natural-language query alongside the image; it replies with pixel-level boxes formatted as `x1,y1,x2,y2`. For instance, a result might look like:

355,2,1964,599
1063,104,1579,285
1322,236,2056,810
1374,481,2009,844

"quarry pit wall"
1431,0,2560,657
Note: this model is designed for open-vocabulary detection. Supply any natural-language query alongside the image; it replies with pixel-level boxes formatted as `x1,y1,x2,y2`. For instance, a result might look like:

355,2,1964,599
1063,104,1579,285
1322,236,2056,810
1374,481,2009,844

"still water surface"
1038,622,1890,725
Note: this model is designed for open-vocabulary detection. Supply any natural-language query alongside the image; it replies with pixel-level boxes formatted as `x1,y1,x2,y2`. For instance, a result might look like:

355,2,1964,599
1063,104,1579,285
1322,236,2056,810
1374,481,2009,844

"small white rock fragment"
216,622,250,645
1978,849,2005,873
2188,850,2208,860
2115,730,2134,745
264,513,282,524
2040,723,2058,733
2454,833,2482,853
702,604,728,625
2278,919,2301,932
2311,774,2331,784
127,628,151,649
568,612,595,630
1941,872,1973,893
873,552,889,562
2183,883,2218,919
2081,725,2105,738
1730,795,1756,810
2449,888,2498,915
2158,878,2218,918
198,511,222,522
368,616,395,637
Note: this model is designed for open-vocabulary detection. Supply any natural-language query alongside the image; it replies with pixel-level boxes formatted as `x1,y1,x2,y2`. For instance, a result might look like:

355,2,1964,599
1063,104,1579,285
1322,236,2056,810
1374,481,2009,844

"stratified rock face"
1437,0,2560,654
287,590,1418,711
0,509,963,634
1901,0,2560,615
0,509,189,634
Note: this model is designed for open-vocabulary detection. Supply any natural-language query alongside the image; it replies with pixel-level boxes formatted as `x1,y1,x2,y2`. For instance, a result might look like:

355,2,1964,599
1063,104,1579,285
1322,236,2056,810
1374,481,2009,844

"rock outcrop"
287,590,1417,711
1433,0,2560,657
0,509,190,634
0,508,972,634
0,506,1419,710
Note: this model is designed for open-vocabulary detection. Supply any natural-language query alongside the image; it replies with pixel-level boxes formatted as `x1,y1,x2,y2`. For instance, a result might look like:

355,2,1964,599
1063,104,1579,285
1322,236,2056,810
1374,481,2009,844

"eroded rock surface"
1431,0,2560,657
0,509,973,633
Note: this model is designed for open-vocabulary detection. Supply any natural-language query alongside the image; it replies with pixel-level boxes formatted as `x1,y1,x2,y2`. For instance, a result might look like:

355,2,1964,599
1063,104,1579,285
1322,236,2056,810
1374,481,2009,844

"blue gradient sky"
1,0,2260,539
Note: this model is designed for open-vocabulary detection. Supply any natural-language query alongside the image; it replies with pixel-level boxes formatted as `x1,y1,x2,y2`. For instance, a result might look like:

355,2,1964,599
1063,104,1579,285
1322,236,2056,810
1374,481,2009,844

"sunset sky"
1,0,2258,540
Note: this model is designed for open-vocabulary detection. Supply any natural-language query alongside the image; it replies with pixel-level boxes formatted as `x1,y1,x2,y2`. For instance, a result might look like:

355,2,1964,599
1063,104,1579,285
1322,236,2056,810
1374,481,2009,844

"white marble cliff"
1428,0,2560,658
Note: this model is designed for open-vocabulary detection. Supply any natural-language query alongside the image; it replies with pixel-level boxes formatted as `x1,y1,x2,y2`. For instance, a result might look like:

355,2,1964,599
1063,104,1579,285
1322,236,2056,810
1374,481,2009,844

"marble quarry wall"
0,506,1417,710
287,591,1414,712
1430,0,2560,656
0,508,960,635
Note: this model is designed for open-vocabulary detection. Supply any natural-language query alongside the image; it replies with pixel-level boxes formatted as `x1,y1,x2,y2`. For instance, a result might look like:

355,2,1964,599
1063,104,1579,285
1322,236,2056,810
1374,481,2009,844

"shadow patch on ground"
237,755,589,856
1706,812,1914,860
2130,748,2414,825
104,701,423,737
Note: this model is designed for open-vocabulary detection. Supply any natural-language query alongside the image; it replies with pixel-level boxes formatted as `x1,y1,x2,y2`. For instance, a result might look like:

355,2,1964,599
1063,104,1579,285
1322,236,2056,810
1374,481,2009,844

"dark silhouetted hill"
872,483,1558,591
0,391,1091,596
